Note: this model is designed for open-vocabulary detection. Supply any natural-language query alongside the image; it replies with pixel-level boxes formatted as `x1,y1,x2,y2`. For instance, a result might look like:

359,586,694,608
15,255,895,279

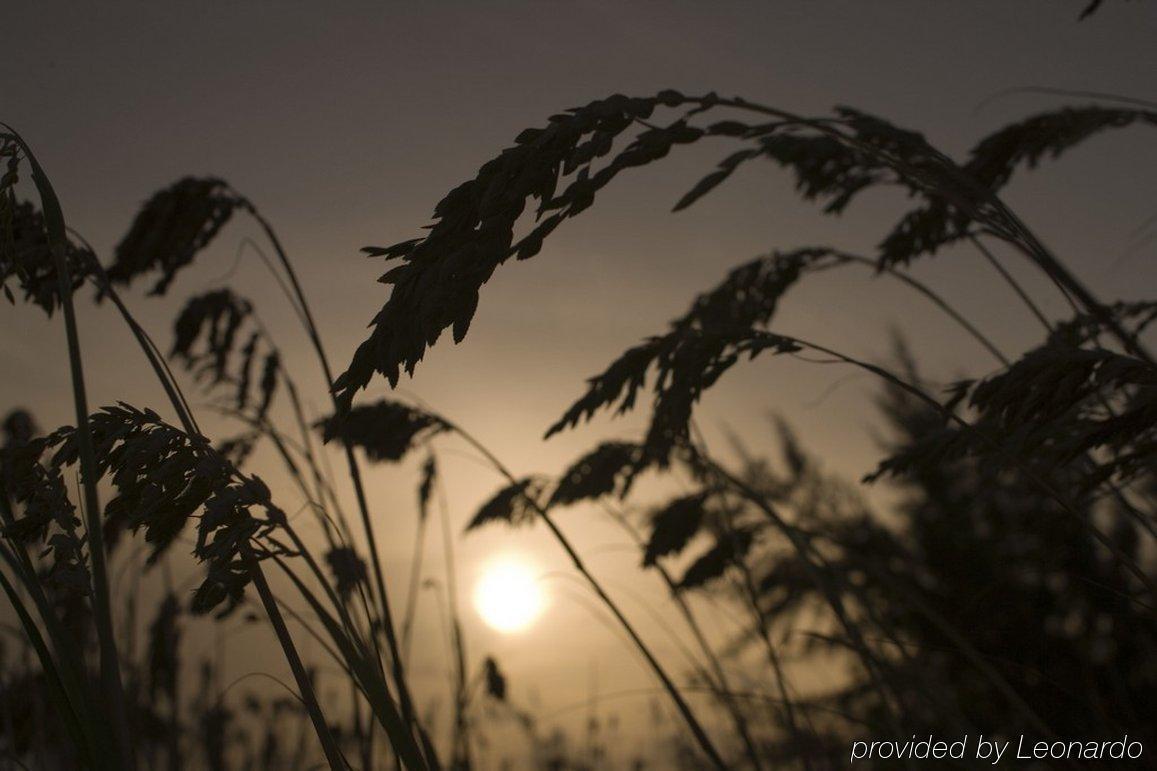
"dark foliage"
548,325,800,465
0,671,67,759
316,399,446,463
544,246,840,465
109,177,247,296
338,93,689,403
465,477,549,531
879,106,1157,266
2,408,37,447
346,100,899,386
676,247,832,332
42,404,291,617
867,339,1157,496
216,430,260,469
7,62,1157,769
549,441,645,507
340,92,1157,412
170,289,281,418
325,545,368,600
336,92,888,402
0,200,98,315
759,107,956,215
642,493,709,567
678,528,755,590
968,107,1156,191
0,134,15,229
417,453,437,522
1051,300,1157,348
482,657,506,701
0,411,90,601
146,593,182,705
825,372,1157,747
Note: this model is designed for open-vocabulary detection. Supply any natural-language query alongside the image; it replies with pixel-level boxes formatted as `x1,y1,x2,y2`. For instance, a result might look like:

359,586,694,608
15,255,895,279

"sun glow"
473,557,545,633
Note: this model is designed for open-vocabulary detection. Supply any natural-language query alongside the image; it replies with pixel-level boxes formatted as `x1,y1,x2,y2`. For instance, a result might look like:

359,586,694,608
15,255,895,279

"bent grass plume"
334,88,1157,766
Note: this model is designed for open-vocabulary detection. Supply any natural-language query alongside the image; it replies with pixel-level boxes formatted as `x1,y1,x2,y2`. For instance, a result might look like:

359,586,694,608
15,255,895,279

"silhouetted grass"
2,21,1156,767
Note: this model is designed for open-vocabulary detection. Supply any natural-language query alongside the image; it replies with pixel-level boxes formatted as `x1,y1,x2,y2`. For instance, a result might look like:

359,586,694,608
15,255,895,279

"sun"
473,557,545,633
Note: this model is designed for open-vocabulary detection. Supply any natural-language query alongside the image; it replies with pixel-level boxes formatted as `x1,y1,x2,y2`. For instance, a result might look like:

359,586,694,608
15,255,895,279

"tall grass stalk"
599,501,765,771
3,124,136,771
246,549,349,770
400,495,430,664
110,290,350,771
434,465,471,769
72,212,358,770
245,206,423,747
437,416,729,769
689,422,814,769
0,550,99,768
721,500,809,768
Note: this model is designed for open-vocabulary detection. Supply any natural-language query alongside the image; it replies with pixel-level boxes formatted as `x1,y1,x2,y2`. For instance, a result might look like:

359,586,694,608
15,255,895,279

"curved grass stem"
243,204,432,768
437,417,729,770
246,548,348,771
3,124,136,771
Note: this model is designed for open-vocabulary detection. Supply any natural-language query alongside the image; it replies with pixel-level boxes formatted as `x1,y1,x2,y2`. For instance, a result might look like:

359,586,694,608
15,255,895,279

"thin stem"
74,244,203,437
245,204,422,747
210,403,346,554
162,562,181,771
600,502,764,771
434,467,471,770
693,427,859,770
4,125,136,771
969,235,1053,334
834,251,1010,367
64,188,411,770
439,418,729,770
698,451,914,744
246,308,354,544
980,176,1151,365
697,459,809,770
399,511,430,664
246,549,347,771
277,521,372,654
87,244,367,771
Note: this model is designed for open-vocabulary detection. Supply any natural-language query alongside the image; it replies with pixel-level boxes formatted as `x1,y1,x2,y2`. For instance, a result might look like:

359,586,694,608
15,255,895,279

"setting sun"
473,557,545,633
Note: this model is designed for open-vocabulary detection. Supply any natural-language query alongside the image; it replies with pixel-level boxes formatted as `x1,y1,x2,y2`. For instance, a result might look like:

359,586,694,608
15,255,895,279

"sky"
3,0,1157,764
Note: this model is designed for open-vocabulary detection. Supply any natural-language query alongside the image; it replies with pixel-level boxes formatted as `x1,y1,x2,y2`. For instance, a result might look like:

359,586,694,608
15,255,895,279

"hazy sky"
3,1,1157,763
